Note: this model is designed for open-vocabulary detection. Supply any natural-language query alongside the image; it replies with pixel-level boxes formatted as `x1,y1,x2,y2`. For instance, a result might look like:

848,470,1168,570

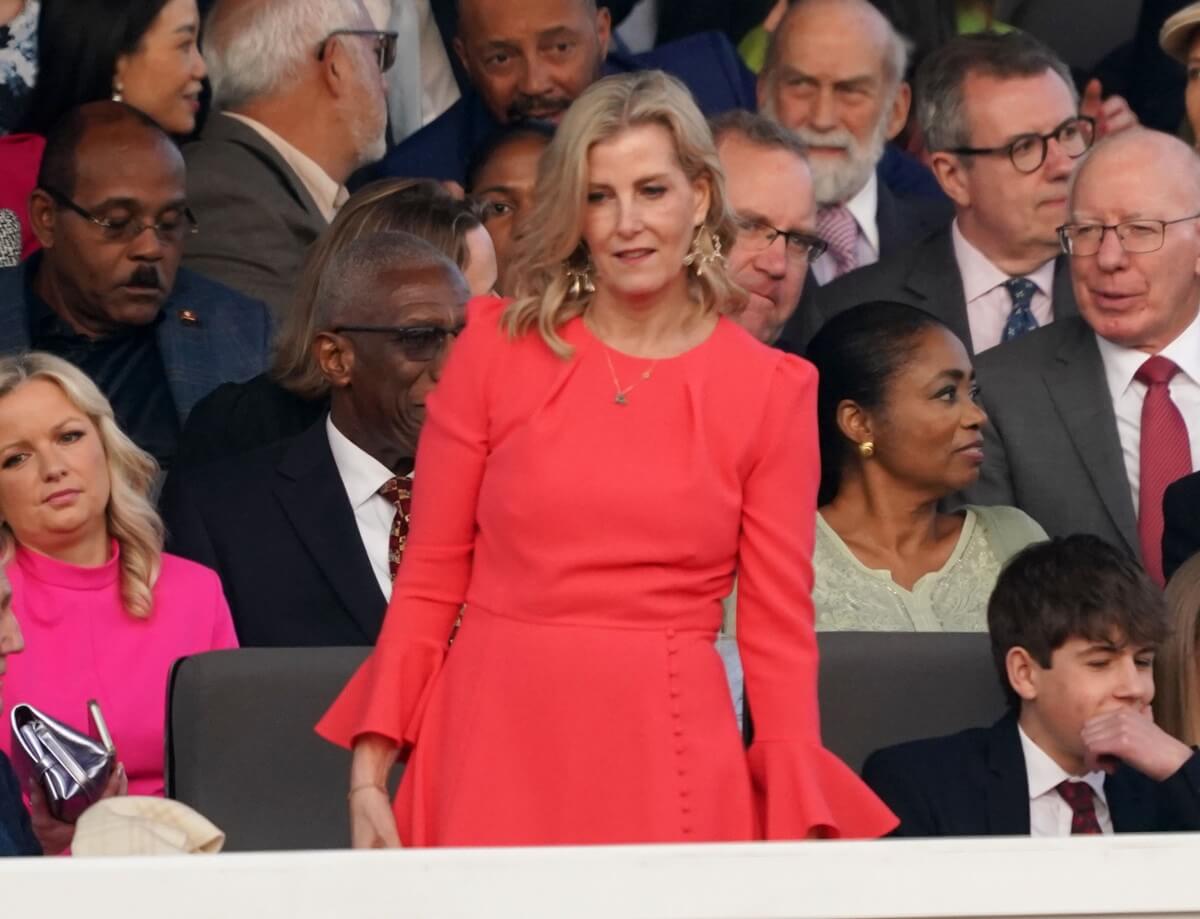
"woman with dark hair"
805,301,1045,631
0,0,205,256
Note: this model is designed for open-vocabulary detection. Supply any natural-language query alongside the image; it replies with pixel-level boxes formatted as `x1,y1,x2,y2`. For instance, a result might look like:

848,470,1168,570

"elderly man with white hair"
183,0,390,316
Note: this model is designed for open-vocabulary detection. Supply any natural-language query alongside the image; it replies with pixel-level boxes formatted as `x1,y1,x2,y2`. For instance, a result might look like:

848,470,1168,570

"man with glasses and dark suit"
797,31,1139,355
963,129,1200,587
0,102,269,470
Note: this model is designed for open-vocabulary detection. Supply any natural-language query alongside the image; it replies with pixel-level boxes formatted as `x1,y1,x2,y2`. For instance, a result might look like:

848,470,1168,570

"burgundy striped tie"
816,205,859,279
1136,355,1191,585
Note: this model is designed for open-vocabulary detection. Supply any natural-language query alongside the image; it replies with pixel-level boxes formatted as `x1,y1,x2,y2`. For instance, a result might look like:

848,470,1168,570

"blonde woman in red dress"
317,70,896,847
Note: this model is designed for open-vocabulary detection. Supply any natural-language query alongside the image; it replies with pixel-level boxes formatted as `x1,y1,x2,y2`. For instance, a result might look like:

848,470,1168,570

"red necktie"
378,474,413,580
1056,780,1103,835
1136,356,1191,585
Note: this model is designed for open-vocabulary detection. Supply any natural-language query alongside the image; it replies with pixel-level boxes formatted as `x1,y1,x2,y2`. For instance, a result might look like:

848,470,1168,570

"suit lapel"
1106,768,1156,833
902,230,975,352
874,180,902,258
984,714,1032,835
1043,321,1140,556
274,423,388,643
1049,256,1079,321
155,294,216,423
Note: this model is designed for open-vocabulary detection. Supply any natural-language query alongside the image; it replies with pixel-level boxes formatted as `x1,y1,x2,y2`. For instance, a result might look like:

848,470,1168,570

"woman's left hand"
28,761,127,854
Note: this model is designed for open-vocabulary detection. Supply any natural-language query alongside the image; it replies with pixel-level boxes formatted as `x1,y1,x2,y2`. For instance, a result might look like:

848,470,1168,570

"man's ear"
928,151,971,209
1006,647,1041,704
28,188,57,249
595,6,612,59
452,35,470,75
885,81,912,141
319,36,355,99
313,331,354,388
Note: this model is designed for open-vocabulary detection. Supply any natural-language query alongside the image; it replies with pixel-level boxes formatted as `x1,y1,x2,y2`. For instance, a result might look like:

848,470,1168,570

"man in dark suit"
963,129,1200,585
757,0,952,297
864,535,1200,837
1164,470,1200,582
0,102,270,470
795,33,1099,355
160,232,469,647
369,0,756,186
184,0,390,316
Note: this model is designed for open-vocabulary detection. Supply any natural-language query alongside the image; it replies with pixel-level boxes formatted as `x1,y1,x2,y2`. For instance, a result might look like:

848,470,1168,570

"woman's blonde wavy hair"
504,70,745,357
271,178,486,398
1156,553,1200,744
0,353,163,618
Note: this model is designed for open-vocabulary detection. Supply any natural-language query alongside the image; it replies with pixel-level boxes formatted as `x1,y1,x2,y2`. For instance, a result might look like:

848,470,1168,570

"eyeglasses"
317,29,399,73
942,116,1096,174
40,185,198,244
1057,213,1200,256
735,217,828,265
333,323,465,362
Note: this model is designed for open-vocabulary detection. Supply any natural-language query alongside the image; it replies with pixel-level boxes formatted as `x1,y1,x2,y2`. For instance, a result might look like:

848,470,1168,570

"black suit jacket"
791,226,1076,355
863,713,1200,837
1164,470,1200,582
0,751,38,857
160,420,388,647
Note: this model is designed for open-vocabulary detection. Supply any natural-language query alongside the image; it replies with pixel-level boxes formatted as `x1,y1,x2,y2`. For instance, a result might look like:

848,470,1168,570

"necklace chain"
601,347,657,406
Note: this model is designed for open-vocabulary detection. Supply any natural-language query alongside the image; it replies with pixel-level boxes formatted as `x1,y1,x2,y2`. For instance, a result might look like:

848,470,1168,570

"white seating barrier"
5,833,1200,918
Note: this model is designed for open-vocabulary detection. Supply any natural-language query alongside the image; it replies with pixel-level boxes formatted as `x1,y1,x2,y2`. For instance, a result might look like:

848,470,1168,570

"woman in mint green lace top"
806,302,1046,632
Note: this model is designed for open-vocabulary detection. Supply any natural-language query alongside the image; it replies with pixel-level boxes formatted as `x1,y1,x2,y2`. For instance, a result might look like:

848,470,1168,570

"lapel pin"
178,309,201,327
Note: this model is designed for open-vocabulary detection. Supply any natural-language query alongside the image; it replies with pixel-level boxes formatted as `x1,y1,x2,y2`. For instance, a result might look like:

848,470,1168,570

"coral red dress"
317,296,896,845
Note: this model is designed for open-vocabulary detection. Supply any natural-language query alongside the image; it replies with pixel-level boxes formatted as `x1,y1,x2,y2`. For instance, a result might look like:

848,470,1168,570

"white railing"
5,833,1200,918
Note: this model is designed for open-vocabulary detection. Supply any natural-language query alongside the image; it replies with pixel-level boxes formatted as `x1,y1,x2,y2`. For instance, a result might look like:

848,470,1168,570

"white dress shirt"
812,172,880,285
223,113,347,222
951,219,1057,354
1095,308,1200,511
1019,724,1113,836
326,415,398,600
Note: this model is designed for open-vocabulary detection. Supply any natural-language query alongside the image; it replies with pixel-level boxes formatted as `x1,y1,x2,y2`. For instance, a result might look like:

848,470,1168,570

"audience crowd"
2,0,1200,859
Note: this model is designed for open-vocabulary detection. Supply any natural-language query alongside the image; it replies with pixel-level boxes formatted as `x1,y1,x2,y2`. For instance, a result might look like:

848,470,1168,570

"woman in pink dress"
0,353,237,853
319,71,896,847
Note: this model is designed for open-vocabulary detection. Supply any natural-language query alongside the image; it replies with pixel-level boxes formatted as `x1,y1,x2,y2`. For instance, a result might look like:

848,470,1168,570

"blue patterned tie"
1002,277,1040,342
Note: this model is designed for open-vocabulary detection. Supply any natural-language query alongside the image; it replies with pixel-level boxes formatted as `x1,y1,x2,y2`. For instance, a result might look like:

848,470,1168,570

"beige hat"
1161,3,1200,63
72,797,226,856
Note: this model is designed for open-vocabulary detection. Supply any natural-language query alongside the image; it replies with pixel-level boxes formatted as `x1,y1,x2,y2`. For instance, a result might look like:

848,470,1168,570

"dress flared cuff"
748,740,898,840
315,640,446,753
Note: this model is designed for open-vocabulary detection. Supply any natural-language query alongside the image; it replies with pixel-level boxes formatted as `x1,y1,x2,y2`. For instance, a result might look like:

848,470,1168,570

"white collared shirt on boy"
1018,723,1114,836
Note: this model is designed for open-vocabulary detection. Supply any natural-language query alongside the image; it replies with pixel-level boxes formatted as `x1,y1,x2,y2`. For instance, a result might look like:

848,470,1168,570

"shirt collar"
1017,722,1107,804
843,171,880,256
326,414,396,510
951,218,1057,304
224,113,346,222
1095,305,1200,398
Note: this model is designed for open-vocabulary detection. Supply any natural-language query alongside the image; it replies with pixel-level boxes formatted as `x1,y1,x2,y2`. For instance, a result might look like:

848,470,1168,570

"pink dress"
1,544,238,797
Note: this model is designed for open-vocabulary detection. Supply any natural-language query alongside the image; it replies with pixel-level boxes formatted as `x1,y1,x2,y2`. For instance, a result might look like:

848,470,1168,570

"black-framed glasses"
1057,213,1200,256
40,185,197,244
942,116,1096,174
317,29,399,73
333,323,465,362
735,217,828,265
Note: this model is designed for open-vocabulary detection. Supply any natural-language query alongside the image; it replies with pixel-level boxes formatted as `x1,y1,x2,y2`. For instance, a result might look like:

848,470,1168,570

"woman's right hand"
349,784,401,849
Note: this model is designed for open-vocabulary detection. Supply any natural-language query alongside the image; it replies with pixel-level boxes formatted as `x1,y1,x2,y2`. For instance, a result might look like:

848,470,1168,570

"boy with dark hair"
863,534,1200,836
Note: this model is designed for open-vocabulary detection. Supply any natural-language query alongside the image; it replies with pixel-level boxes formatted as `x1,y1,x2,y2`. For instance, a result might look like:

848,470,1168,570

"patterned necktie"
1056,780,1103,835
1136,355,1191,585
1002,277,1040,342
815,205,859,279
377,474,414,581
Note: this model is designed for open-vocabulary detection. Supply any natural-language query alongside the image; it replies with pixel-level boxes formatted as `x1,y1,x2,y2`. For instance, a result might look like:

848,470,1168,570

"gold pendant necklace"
601,346,657,406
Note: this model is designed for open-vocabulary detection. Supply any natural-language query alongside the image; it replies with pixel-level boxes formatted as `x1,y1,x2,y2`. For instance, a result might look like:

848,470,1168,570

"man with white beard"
757,0,950,289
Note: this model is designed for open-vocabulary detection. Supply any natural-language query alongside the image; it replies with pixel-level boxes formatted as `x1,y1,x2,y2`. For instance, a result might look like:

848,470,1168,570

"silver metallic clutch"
10,700,116,823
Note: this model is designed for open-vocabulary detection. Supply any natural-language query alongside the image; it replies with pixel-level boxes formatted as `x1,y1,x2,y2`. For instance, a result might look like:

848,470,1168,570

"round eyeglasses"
735,218,828,266
942,116,1096,174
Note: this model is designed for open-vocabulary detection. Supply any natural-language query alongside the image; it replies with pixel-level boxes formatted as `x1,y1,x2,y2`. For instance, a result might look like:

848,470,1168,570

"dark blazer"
160,420,388,647
798,226,1077,355
0,750,38,857
172,372,327,470
1164,470,1200,582
0,262,271,424
862,713,1200,837
366,31,757,187
182,112,329,317
959,316,1138,557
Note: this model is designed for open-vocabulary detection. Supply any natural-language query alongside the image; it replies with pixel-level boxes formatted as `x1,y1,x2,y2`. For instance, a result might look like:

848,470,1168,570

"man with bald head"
161,231,470,647
0,101,269,468
964,129,1200,584
368,0,756,186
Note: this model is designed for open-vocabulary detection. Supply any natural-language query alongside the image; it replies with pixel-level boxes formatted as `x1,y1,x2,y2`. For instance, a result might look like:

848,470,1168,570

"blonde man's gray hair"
0,353,163,618
504,70,745,357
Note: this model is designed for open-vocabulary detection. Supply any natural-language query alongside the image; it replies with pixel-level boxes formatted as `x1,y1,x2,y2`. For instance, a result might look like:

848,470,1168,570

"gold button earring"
858,441,875,459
